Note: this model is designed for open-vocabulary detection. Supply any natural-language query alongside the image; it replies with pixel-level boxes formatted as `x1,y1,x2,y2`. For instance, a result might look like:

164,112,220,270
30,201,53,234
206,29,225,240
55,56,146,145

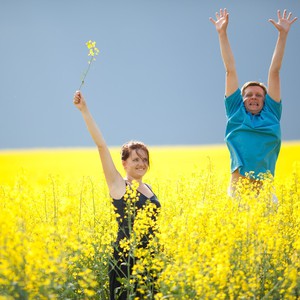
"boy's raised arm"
268,9,297,102
210,8,239,97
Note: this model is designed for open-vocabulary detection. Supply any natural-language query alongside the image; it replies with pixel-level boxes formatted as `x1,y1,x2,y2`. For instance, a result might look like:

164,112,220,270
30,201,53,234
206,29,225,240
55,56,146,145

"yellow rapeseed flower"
78,40,100,90
0,143,300,298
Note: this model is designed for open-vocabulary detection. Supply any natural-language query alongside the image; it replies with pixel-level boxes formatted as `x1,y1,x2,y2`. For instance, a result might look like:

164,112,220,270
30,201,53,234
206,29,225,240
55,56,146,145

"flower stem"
78,58,93,90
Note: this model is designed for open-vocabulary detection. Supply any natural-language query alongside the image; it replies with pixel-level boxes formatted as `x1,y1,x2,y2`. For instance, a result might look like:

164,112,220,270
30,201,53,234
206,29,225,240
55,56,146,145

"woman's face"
243,85,265,115
122,149,149,180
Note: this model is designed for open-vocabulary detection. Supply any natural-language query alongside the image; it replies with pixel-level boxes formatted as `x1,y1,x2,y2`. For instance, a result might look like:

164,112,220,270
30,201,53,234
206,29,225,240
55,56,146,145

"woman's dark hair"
121,140,150,167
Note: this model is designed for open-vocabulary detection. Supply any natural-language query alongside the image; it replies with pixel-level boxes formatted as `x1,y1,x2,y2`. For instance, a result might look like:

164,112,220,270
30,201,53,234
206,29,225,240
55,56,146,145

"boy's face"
243,85,265,115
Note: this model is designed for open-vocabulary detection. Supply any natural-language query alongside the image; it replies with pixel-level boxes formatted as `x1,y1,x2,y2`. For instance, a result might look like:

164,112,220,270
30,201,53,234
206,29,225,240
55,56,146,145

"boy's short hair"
241,81,267,96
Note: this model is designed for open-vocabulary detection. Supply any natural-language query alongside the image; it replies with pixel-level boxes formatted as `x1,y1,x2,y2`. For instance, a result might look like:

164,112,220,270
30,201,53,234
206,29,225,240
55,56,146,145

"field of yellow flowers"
0,142,300,299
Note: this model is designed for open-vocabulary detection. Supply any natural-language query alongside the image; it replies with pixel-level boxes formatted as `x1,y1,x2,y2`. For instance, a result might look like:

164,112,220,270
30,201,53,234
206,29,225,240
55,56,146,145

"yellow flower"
78,40,100,90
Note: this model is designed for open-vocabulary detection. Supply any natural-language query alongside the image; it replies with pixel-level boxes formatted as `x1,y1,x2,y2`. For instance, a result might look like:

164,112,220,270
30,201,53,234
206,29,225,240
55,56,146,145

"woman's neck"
125,175,142,184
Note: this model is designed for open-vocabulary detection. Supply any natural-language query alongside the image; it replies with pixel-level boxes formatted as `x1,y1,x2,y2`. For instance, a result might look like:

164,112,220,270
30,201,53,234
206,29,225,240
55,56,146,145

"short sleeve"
224,88,243,117
264,94,282,121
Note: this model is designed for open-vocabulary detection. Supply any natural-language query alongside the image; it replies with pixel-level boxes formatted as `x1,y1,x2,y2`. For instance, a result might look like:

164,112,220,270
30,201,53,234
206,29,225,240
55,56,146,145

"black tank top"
112,183,160,243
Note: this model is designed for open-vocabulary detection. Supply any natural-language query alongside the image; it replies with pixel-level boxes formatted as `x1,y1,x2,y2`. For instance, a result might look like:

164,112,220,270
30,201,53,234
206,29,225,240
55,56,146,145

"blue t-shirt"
225,88,282,178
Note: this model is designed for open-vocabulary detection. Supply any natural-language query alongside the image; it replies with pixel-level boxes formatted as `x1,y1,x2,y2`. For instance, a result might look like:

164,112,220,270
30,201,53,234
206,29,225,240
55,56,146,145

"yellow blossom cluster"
0,142,299,298
78,40,100,90
86,40,100,59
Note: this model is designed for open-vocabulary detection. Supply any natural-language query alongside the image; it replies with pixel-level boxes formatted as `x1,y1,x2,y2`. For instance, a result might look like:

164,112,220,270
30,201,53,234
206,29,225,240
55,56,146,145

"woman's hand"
73,90,87,111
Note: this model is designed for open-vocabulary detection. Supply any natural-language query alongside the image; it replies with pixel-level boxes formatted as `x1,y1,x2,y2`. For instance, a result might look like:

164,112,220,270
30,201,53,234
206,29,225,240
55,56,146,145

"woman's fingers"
73,91,81,104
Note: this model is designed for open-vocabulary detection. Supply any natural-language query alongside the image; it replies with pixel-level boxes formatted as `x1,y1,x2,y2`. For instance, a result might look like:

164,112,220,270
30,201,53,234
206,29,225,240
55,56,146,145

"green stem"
79,177,85,227
88,177,96,229
78,57,94,90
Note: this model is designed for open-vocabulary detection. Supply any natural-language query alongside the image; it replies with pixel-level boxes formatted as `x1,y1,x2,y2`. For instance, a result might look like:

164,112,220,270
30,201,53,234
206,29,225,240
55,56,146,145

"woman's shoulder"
110,179,127,200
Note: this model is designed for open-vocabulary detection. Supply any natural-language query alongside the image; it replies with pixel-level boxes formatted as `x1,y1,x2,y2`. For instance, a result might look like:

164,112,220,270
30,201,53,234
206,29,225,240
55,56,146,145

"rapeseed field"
0,142,299,299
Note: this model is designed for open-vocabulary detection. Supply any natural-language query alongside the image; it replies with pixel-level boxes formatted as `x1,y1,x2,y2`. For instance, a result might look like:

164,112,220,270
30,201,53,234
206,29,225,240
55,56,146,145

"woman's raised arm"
73,91,125,198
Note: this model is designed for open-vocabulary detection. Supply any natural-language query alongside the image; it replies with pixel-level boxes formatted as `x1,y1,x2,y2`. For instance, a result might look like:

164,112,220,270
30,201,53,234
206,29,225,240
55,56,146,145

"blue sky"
1,0,299,149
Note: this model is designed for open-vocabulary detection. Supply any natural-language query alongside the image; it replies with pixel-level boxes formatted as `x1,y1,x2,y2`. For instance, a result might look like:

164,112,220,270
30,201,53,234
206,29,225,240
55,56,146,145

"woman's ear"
122,160,127,169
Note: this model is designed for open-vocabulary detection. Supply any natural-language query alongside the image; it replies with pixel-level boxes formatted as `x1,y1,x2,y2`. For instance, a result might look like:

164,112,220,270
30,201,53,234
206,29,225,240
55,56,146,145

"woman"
73,91,161,299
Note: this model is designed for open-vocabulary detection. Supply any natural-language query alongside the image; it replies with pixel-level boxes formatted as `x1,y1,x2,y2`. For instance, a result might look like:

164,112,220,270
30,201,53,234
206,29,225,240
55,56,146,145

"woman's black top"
112,183,161,245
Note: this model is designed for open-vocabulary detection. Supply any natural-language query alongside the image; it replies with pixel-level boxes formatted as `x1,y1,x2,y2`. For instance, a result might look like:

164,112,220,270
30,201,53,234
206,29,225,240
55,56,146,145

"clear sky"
1,0,299,149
